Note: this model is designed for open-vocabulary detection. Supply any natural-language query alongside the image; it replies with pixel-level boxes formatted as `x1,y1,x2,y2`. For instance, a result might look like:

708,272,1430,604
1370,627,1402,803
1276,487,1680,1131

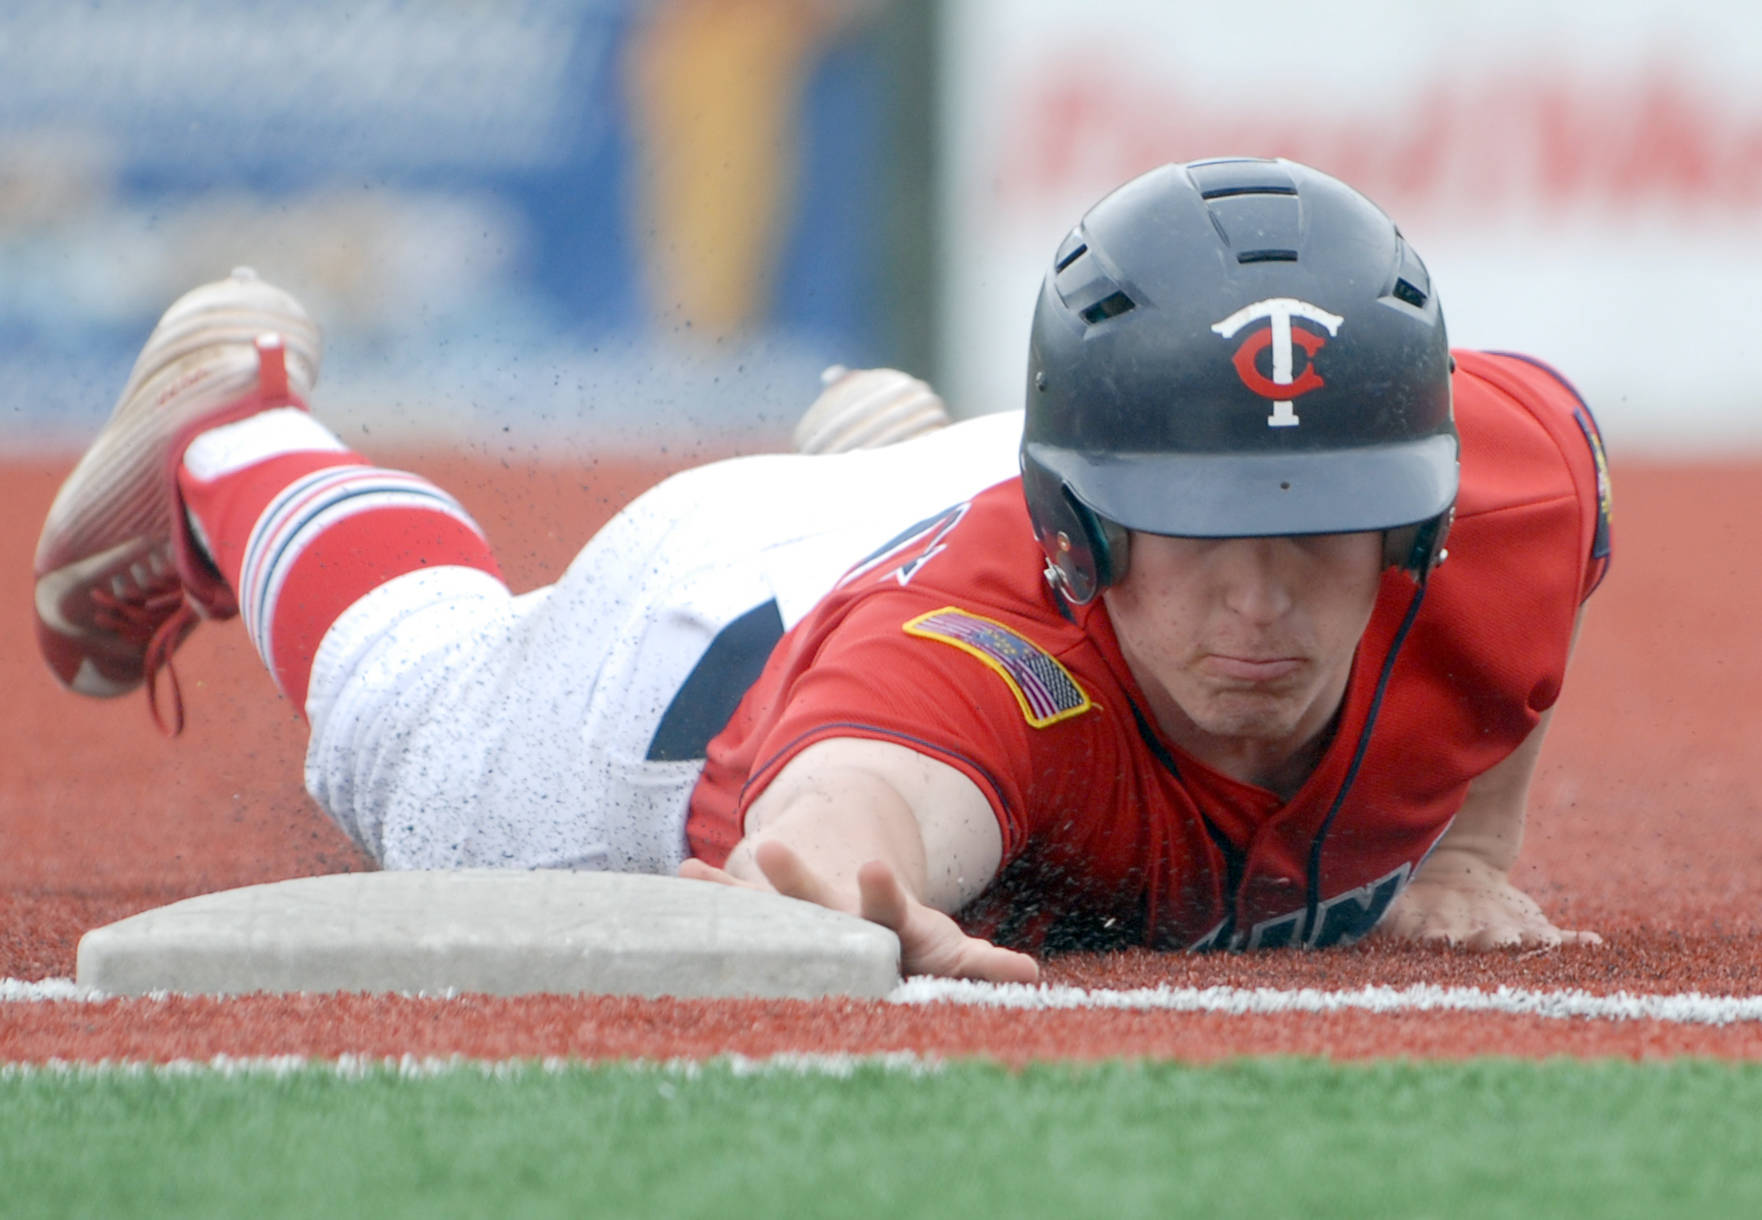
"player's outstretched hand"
680,841,1040,984
1373,847,1602,950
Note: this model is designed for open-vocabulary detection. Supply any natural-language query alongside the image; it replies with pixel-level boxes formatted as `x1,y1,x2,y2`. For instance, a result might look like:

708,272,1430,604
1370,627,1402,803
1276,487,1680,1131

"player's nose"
1214,538,1296,624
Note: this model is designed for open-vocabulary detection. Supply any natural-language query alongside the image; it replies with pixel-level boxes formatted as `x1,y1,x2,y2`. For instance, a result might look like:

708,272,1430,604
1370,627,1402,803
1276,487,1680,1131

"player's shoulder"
833,475,1109,688
1448,349,1613,596
1449,349,1607,517
830,474,1066,641
1452,349,1594,421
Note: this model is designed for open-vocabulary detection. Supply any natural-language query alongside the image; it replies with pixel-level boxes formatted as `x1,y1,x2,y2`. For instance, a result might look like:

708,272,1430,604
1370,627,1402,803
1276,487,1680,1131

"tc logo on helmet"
1211,298,1345,428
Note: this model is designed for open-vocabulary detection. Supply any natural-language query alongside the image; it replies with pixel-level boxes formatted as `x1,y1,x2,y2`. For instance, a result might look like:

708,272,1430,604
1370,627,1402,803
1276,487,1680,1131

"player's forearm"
1431,706,1555,874
725,771,933,907
1430,812,1521,875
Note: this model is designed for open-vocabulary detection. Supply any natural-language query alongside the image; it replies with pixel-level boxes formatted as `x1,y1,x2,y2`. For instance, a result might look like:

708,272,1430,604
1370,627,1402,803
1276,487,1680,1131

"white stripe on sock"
181,407,347,480
237,471,486,673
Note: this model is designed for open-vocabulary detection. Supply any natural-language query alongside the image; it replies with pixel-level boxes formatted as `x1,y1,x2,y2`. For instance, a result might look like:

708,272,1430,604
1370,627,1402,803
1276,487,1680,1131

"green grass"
3,1057,1758,1219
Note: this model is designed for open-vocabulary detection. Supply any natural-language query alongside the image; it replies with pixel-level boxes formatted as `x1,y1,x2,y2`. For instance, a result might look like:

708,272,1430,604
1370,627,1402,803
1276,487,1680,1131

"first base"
75,870,901,999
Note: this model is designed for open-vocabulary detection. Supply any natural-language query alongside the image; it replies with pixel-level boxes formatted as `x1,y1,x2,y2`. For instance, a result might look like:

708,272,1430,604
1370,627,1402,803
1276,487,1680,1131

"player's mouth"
1200,653,1304,683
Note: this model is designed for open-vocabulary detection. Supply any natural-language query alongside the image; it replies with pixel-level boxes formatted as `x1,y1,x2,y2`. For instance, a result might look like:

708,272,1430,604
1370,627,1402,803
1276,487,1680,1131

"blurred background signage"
2,0,1756,456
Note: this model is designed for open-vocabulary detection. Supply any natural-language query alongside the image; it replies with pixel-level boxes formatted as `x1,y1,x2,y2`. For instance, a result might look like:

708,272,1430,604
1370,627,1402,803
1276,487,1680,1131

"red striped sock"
178,415,503,712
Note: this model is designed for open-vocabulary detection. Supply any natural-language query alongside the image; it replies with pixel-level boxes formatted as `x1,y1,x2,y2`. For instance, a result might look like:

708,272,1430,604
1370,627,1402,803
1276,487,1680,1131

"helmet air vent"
1054,233,1088,273
1202,184,1298,199
1187,158,1297,198
1387,239,1433,310
1079,291,1136,324
1053,229,1137,326
1392,278,1428,308
1207,190,1304,266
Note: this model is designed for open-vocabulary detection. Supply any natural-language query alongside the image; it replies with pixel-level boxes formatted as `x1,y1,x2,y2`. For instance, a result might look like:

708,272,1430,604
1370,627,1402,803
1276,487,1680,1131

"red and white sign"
937,0,1762,452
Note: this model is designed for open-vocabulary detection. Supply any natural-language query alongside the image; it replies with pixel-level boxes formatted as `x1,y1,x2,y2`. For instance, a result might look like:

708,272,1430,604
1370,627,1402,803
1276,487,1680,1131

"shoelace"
90,584,195,736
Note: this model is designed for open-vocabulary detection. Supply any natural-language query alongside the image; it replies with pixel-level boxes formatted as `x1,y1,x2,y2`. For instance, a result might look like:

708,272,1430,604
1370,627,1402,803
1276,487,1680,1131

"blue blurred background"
4,0,1759,457
0,0,928,454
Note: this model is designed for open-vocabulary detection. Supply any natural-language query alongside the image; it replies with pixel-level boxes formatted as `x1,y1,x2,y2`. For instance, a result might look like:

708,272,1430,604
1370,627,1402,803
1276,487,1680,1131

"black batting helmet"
1020,157,1458,604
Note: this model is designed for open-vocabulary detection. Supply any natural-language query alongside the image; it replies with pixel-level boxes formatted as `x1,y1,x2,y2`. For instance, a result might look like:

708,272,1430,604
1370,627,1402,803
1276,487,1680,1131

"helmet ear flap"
1384,508,1453,577
1023,461,1128,604
1044,486,1129,605
1093,508,1130,592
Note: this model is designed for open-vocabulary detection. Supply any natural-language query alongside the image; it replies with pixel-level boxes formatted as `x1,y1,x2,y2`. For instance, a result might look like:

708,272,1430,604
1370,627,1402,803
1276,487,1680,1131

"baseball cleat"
793,365,951,455
32,267,322,732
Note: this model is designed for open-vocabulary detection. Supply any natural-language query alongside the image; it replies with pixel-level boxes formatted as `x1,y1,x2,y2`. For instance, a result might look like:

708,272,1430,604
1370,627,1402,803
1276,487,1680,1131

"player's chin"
1191,692,1311,741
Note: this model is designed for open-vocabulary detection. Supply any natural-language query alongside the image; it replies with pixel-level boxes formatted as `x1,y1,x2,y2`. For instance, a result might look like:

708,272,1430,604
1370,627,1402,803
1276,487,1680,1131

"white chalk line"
7,975,1762,1027
0,1052,944,1080
889,978,1762,1026
4,978,87,1002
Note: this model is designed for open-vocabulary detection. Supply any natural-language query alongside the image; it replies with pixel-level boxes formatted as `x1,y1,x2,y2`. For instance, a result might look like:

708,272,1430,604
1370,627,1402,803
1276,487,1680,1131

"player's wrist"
1424,835,1520,878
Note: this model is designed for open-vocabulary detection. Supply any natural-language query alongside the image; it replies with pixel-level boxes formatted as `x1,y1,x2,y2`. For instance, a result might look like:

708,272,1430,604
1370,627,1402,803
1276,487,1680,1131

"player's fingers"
1375,890,1467,945
677,858,724,882
1376,881,1472,941
751,839,853,914
1464,922,1545,952
954,940,1041,985
1557,928,1604,948
1381,899,1465,944
677,858,755,889
853,861,1041,983
853,859,913,933
677,858,777,895
1369,905,1427,941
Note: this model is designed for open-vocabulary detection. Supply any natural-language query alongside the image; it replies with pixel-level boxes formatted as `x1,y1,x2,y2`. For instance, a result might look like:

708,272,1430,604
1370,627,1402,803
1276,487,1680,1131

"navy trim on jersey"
1482,350,1595,416
839,502,967,585
1124,694,1245,952
1573,408,1614,565
646,598,784,761
1302,577,1430,945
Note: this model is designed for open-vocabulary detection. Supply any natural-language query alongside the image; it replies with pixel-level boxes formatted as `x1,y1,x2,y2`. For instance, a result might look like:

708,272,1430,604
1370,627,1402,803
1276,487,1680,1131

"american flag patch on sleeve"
903,607,1092,727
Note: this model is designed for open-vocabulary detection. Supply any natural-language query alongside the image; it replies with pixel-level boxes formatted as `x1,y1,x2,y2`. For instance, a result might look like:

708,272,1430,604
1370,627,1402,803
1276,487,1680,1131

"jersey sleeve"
1403,349,1613,744
1458,351,1613,601
734,593,1103,862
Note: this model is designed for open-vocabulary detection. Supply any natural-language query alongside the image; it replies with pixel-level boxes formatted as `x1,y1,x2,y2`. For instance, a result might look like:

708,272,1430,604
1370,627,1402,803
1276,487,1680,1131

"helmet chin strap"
1299,561,1433,944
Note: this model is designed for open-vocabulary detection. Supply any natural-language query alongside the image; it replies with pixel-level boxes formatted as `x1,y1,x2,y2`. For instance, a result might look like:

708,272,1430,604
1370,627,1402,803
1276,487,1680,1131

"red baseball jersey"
686,350,1613,951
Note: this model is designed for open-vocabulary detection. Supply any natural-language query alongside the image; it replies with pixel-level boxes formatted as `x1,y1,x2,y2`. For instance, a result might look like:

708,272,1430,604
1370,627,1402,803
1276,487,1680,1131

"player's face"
1102,531,1384,763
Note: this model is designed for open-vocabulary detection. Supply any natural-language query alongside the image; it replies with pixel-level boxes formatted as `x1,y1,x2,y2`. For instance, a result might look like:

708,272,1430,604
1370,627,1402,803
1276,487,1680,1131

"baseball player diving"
33,158,1612,983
